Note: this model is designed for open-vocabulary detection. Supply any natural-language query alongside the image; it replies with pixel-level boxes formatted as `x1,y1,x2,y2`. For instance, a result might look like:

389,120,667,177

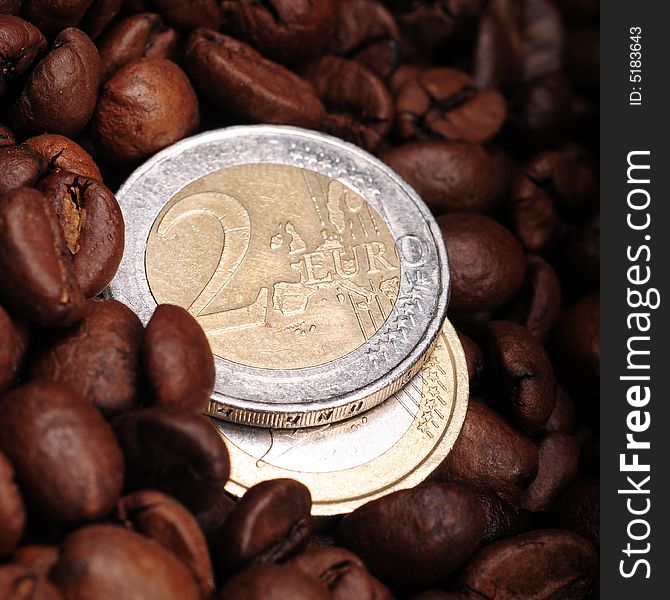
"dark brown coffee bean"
289,547,393,600
396,68,507,145
12,545,59,576
0,145,46,195
487,321,556,434
143,304,215,413
550,477,599,548
37,171,123,297
0,451,24,557
438,213,526,313
219,564,330,600
543,385,575,433
221,0,336,64
0,124,15,147
184,29,325,129
50,524,199,600
113,407,230,513
30,299,142,417
456,330,483,386
22,0,94,35
522,432,579,512
435,400,538,504
116,490,214,598
9,28,101,137
380,141,497,214
0,305,29,393
0,0,22,15
302,55,394,151
338,483,486,586
552,293,599,402
97,12,181,81
478,491,523,544
0,187,85,327
153,0,220,30
0,14,46,96
503,255,562,343
0,564,63,600
93,57,199,163
0,381,124,525
79,0,123,40
194,493,236,546
24,134,102,181
458,529,597,599
217,479,312,575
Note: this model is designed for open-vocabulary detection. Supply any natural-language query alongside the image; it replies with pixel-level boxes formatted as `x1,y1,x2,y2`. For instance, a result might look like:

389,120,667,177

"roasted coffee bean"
216,479,312,574
0,145,46,195
219,564,330,600
503,255,562,343
143,304,215,413
456,330,483,386
0,124,15,147
0,564,62,600
522,432,579,512
92,57,199,163
0,0,22,15
50,524,199,600
22,0,93,35
478,492,523,544
0,451,25,557
97,12,181,81
289,547,393,600
458,529,598,599
0,14,46,97
195,493,236,546
486,321,556,435
520,0,564,82
550,478,599,548
9,28,101,137
37,171,123,297
0,381,124,525
0,187,85,327
380,141,497,214
116,490,214,598
438,213,525,313
221,0,336,64
152,0,220,30
24,134,102,181
185,29,325,129
543,385,575,433
395,68,507,145
11,545,59,576
338,483,486,586
0,305,29,393
302,55,394,151
30,299,142,417
79,0,123,40
435,400,538,504
113,407,230,513
552,293,600,402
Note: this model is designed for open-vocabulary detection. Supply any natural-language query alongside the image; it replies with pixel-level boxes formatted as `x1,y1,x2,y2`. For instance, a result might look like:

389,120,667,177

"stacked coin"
108,125,467,513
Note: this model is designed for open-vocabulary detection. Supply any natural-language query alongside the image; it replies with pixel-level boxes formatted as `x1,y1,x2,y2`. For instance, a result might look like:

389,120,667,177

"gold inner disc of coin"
145,163,401,370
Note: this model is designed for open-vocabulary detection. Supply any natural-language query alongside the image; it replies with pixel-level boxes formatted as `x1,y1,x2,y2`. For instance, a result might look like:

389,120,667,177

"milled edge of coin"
108,125,450,428
213,318,469,516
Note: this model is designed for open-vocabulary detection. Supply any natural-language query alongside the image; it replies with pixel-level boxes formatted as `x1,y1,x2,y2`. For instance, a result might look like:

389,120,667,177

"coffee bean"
216,479,312,575
0,451,25,557
302,55,394,151
113,407,230,513
456,329,483,386
143,304,215,413
92,57,199,163
97,12,181,81
24,134,102,181
30,299,142,417
184,29,325,128
438,213,526,313
542,385,575,433
79,0,123,40
380,141,498,214
194,493,236,546
486,321,556,434
153,0,220,30
0,124,15,147
0,145,46,196
22,0,93,35
0,187,85,327
37,171,123,297
9,28,101,137
395,68,507,144
435,400,538,504
478,492,523,544
11,544,59,576
338,482,486,586
0,564,62,600
221,0,336,64
0,381,124,525
115,490,214,598
289,547,393,600
219,564,330,600
0,14,46,96
550,477,599,548
0,305,29,393
50,524,200,600
0,0,22,15
458,529,597,599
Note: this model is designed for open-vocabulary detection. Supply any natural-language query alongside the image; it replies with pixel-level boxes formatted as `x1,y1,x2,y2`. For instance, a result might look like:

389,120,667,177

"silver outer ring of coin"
107,125,450,428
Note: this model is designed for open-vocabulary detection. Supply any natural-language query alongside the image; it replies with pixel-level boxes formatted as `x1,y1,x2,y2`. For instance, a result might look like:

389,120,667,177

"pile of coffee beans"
0,1,599,598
